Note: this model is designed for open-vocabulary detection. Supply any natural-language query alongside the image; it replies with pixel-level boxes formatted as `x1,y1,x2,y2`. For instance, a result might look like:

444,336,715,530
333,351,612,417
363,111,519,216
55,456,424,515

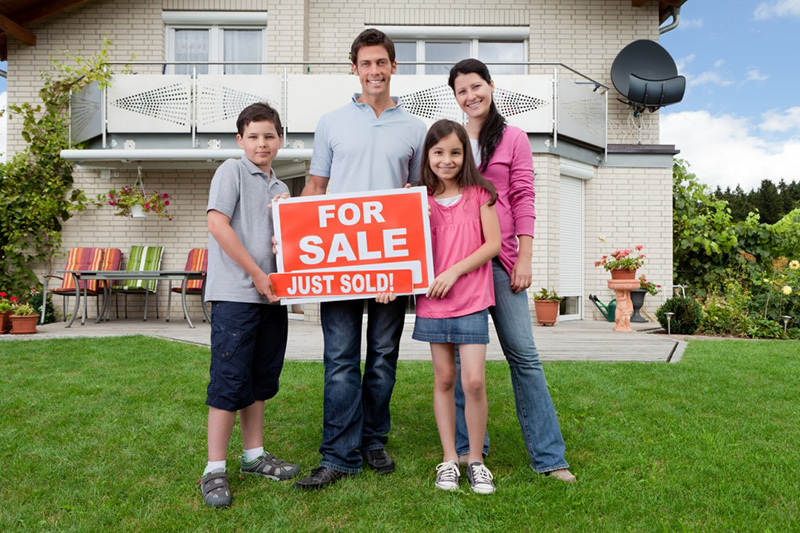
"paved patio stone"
2,315,685,363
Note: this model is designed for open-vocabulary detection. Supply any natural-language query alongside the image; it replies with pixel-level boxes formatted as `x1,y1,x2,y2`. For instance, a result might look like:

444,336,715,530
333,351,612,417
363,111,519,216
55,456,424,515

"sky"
0,1,797,190
659,0,800,192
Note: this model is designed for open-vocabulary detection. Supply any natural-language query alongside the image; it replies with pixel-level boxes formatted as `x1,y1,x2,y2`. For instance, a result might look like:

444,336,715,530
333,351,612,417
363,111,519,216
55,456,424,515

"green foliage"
11,303,36,316
28,289,57,324
656,295,703,334
715,178,800,223
0,40,114,297
532,287,562,301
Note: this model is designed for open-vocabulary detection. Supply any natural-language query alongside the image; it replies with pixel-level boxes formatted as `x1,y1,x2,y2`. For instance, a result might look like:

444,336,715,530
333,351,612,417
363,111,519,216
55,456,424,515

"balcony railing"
70,62,608,151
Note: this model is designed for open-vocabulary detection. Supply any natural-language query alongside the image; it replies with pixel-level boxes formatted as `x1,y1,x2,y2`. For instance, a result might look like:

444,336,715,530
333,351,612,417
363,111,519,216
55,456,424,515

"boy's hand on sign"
269,192,290,209
426,267,460,299
254,270,279,302
375,292,397,304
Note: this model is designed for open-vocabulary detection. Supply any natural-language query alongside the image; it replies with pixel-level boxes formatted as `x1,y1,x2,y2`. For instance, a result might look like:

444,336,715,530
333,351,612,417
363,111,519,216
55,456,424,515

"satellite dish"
611,40,685,112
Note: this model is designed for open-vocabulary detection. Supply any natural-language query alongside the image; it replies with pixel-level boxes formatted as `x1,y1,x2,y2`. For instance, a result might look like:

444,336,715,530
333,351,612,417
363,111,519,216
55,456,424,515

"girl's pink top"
416,186,495,319
479,125,536,276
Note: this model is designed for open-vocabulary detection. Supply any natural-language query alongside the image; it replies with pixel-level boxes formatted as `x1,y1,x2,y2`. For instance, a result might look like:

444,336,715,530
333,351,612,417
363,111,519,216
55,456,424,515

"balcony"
63,62,608,167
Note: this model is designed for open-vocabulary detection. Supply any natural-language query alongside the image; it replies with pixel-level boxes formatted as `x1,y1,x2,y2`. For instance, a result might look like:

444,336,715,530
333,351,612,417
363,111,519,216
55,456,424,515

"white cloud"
755,0,800,19
745,68,769,82
688,71,734,87
759,106,800,132
679,17,704,29
661,109,800,191
713,59,725,69
0,91,6,163
675,53,695,73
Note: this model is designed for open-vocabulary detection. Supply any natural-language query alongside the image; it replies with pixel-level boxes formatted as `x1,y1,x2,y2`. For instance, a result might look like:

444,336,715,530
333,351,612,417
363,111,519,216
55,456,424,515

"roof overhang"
0,0,95,60
60,148,313,171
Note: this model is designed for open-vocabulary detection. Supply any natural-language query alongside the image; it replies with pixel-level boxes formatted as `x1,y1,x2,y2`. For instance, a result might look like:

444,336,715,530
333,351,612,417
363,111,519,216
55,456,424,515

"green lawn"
1,337,798,531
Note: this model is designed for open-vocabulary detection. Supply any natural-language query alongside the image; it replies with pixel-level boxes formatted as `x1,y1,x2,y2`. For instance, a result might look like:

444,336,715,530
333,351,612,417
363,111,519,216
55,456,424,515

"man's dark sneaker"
363,449,395,475
293,467,352,490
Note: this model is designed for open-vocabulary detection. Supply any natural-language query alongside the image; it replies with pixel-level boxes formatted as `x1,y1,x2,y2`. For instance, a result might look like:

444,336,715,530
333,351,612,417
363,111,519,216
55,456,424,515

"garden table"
55,270,207,329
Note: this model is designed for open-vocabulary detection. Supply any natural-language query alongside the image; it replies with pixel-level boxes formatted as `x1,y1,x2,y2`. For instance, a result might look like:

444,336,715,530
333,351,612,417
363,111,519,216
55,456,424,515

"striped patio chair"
95,248,123,321
43,247,104,322
111,245,164,321
167,248,209,323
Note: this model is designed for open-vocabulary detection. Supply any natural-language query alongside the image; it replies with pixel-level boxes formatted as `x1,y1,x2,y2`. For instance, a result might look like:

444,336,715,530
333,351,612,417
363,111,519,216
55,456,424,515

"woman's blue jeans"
455,260,569,473
319,296,407,473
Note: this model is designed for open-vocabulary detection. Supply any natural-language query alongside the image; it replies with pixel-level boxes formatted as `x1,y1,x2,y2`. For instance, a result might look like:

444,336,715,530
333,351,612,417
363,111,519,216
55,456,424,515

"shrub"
656,296,703,334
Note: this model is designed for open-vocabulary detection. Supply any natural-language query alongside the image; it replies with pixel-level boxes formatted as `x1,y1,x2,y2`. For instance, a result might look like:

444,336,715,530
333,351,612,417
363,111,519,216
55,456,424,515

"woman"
448,58,575,482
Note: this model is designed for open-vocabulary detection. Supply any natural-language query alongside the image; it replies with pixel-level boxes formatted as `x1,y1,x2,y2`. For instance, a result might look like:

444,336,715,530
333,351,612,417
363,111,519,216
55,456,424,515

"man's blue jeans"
455,260,569,473
319,296,407,473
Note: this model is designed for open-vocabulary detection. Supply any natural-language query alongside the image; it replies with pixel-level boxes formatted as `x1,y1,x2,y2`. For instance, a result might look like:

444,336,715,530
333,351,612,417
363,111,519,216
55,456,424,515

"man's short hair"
236,102,283,136
350,28,395,65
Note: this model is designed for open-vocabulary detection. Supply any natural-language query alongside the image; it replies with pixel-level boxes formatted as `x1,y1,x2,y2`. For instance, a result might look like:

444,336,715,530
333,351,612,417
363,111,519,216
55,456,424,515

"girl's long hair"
421,119,497,206
448,58,506,173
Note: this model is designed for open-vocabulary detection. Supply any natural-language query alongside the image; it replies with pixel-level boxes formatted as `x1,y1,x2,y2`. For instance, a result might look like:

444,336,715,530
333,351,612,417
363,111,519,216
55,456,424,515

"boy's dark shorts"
206,301,288,412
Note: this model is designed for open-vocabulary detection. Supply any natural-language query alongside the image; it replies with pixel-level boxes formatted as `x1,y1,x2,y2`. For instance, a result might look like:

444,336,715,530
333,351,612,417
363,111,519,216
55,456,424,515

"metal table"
55,270,207,328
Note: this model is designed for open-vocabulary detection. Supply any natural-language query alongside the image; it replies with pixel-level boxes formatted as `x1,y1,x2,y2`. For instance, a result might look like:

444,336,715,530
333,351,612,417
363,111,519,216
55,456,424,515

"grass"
1,337,799,531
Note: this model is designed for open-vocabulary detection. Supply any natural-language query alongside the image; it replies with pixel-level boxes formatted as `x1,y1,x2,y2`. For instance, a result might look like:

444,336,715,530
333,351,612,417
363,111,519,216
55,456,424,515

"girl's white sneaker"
434,460,460,491
467,462,495,494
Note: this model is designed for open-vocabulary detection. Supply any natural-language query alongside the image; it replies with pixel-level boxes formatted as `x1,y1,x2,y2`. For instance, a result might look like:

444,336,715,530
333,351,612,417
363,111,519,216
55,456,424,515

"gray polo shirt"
205,157,289,304
309,94,427,193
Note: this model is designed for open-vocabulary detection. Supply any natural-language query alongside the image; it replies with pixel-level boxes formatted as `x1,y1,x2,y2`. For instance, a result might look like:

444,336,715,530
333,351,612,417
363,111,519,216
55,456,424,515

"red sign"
270,187,433,303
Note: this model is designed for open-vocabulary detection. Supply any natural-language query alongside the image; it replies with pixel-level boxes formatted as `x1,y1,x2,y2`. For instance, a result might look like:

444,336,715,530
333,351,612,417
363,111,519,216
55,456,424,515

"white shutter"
559,176,583,297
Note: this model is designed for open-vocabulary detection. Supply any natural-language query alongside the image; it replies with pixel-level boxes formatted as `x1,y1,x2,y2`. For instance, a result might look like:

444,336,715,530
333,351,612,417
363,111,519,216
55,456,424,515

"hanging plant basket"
96,166,173,220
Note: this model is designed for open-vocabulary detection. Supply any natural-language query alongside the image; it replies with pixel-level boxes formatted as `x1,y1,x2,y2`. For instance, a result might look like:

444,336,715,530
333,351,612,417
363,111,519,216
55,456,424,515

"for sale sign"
270,187,433,304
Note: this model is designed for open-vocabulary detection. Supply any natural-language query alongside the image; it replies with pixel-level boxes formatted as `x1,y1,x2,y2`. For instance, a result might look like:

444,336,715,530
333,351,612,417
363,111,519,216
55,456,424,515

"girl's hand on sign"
375,292,397,304
272,235,280,255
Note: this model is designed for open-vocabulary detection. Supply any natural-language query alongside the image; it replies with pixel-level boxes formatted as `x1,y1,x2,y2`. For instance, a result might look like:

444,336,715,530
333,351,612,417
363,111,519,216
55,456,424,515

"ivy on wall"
0,40,114,298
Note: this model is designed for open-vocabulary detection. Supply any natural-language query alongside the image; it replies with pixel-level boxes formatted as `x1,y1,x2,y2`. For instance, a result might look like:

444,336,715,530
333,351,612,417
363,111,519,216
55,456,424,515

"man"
294,28,426,490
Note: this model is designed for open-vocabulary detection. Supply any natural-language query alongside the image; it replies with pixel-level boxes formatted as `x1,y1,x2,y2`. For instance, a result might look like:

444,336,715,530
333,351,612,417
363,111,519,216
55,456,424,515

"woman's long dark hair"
421,119,497,206
448,58,506,173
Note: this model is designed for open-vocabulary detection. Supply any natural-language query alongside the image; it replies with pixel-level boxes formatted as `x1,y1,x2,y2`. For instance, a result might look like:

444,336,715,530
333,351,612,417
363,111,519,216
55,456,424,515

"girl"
447,59,575,483
413,119,501,494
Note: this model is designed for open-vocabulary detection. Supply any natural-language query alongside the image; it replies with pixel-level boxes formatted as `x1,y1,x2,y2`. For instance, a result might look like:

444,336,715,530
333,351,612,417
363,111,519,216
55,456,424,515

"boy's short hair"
236,102,283,136
350,28,395,65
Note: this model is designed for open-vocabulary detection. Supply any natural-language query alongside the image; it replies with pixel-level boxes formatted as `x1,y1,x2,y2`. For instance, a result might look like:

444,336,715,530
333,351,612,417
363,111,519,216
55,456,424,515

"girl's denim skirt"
412,308,489,344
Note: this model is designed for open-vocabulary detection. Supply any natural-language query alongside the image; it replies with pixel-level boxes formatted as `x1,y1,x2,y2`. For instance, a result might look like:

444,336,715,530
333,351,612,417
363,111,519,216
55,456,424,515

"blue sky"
660,0,800,191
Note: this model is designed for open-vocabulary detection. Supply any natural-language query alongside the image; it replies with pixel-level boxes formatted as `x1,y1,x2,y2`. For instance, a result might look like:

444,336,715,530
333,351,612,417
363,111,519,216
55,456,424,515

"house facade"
3,0,683,323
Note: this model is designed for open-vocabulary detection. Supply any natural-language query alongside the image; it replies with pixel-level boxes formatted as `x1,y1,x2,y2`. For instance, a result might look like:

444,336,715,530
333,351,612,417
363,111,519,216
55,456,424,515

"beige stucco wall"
5,0,673,322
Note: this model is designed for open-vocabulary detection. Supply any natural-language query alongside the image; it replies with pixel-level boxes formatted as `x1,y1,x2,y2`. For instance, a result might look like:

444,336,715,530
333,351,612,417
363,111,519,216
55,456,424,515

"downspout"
659,6,681,35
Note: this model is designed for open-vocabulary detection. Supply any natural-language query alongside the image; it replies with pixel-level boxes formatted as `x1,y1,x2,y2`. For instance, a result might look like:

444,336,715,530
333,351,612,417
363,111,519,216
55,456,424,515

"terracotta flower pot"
610,268,637,280
10,314,38,334
534,299,560,326
0,310,11,334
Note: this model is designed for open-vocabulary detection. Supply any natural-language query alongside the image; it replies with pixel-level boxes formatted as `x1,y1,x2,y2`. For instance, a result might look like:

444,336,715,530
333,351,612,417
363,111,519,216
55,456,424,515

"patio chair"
95,248,123,321
111,245,164,321
167,248,210,323
42,247,104,324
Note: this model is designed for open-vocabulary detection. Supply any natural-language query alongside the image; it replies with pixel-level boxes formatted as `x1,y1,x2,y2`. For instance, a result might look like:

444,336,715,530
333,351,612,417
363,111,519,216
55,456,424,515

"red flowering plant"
0,292,14,313
638,275,661,296
96,187,173,220
594,244,646,272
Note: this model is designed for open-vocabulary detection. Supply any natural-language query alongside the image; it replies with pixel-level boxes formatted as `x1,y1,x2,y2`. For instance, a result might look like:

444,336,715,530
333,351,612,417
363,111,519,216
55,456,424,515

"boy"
200,102,299,508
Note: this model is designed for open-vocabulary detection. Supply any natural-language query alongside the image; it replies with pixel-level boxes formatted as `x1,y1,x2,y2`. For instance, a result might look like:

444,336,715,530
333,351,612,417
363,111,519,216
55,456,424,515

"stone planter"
534,299,560,327
610,268,637,280
0,310,11,334
10,314,38,334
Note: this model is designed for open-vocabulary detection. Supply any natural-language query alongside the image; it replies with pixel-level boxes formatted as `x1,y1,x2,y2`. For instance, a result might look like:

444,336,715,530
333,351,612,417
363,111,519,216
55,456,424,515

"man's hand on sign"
426,266,461,299
375,292,397,304
254,270,280,303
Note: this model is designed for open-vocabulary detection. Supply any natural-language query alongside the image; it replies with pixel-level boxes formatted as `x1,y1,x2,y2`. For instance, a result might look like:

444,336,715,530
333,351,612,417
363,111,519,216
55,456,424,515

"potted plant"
10,303,39,334
0,292,15,334
631,275,661,323
594,244,646,279
97,187,173,220
533,288,562,326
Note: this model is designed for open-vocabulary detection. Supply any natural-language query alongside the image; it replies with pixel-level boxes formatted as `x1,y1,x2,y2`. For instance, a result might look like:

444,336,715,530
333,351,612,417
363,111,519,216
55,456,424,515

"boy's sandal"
200,471,231,508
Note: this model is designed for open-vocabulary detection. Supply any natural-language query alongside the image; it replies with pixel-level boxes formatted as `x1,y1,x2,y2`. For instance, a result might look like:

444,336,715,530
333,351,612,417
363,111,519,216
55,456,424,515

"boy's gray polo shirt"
309,94,427,193
205,157,289,304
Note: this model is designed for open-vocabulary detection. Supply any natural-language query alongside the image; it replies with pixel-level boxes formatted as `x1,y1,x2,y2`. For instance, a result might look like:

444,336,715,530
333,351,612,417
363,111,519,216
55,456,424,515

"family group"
199,28,575,508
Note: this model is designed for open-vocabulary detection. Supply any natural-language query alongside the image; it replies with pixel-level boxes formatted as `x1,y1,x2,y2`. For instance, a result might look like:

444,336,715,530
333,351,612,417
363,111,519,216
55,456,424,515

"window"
380,26,529,76
164,12,267,75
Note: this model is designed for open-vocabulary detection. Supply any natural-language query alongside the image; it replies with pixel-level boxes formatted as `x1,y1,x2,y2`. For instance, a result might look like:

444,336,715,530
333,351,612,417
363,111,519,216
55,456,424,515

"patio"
1,317,685,363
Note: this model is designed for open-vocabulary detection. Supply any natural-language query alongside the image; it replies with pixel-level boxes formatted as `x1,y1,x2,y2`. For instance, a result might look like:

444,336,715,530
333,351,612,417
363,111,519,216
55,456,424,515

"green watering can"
588,294,616,322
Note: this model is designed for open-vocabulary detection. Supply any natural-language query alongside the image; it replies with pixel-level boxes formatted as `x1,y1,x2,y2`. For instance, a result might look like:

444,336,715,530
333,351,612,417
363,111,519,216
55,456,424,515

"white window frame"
376,26,530,75
163,11,268,75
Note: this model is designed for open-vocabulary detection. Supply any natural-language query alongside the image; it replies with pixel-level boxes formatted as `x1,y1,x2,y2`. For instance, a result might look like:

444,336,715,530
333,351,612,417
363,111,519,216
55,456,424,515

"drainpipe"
659,6,681,35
